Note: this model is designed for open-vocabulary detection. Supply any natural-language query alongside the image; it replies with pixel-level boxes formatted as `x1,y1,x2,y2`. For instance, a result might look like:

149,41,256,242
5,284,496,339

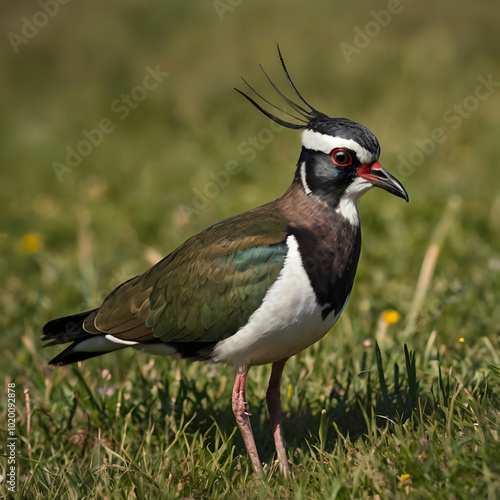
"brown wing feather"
83,276,155,341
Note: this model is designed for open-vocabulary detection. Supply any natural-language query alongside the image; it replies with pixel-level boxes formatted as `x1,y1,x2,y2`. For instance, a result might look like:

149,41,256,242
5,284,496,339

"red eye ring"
330,148,352,167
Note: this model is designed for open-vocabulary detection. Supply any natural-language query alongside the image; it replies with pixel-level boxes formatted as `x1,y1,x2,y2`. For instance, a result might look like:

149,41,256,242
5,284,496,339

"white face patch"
344,176,373,199
335,177,373,225
301,129,375,165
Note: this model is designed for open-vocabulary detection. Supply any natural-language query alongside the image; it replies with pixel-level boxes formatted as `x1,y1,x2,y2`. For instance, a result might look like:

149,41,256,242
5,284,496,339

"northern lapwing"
42,47,408,477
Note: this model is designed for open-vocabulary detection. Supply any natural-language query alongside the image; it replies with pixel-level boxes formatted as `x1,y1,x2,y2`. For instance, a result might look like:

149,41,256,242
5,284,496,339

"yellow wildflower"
383,309,401,325
400,473,410,481
18,233,44,253
459,337,465,343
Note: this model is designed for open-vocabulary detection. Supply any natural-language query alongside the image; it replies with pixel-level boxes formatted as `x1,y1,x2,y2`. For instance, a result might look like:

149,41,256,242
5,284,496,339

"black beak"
356,162,409,202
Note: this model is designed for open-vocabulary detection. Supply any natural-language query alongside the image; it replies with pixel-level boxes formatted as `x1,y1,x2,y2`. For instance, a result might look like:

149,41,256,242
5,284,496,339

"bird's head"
236,47,409,216
299,116,408,209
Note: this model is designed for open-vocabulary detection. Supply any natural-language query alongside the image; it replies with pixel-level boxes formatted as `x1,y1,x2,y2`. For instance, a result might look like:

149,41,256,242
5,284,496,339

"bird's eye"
330,148,352,167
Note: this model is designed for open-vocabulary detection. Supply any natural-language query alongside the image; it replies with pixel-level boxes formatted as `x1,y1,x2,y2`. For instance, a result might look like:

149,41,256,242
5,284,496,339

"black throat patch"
288,212,361,320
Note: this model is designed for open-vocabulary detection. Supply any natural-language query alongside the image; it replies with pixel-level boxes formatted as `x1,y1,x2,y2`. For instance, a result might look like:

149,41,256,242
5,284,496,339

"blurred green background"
1,0,500,495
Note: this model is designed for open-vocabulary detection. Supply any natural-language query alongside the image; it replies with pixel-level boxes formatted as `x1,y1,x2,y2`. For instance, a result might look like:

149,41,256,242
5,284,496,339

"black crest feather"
235,45,324,130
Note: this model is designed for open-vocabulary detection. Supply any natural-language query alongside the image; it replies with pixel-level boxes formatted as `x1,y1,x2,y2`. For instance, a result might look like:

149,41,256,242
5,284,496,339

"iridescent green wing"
90,206,289,343
141,208,289,343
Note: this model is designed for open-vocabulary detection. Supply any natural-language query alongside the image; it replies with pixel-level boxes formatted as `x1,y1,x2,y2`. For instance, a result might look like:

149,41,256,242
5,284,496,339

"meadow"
1,1,500,498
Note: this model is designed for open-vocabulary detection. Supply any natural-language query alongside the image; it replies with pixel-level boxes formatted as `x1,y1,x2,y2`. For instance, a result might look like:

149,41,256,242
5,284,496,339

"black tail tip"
42,309,97,346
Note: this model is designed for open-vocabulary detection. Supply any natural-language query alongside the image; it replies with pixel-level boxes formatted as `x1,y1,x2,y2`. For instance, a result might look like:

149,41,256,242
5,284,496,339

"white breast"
212,235,349,371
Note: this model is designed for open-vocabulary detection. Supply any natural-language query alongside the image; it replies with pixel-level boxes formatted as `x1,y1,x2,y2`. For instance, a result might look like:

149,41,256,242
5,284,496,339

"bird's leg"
266,357,290,477
232,369,263,477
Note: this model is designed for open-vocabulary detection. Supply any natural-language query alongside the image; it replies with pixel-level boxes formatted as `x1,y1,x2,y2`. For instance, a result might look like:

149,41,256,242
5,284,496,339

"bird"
42,47,408,478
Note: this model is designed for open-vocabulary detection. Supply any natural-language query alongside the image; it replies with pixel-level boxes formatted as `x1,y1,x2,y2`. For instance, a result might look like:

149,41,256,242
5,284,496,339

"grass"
1,1,500,498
